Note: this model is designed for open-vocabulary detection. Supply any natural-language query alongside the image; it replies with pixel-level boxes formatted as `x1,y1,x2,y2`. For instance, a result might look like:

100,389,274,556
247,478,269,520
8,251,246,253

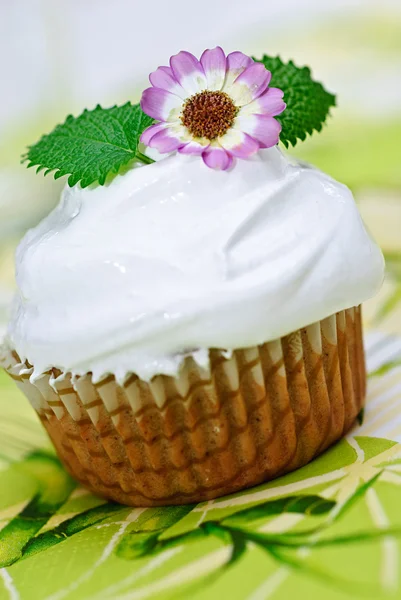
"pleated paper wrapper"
0,306,366,506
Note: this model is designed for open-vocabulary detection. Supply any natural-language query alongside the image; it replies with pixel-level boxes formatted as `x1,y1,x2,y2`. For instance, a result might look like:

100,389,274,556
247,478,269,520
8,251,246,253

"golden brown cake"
2,307,365,506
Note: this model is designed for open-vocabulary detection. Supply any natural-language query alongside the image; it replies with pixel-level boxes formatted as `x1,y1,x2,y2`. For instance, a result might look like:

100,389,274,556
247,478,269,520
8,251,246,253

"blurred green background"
0,0,400,335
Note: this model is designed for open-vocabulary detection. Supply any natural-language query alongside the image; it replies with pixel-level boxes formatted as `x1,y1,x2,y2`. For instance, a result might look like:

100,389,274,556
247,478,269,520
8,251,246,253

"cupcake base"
1,306,365,506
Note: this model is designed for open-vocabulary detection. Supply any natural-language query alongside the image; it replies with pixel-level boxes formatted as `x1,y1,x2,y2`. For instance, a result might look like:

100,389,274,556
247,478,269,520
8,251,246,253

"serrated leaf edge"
254,54,336,148
21,103,154,188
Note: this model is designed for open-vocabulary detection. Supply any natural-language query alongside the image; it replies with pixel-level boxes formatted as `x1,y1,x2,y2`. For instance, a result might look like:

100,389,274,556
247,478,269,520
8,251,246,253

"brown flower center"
181,90,237,140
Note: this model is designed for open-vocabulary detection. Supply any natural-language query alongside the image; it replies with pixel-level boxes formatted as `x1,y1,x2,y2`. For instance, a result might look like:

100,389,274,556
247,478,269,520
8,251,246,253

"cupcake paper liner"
1,306,365,507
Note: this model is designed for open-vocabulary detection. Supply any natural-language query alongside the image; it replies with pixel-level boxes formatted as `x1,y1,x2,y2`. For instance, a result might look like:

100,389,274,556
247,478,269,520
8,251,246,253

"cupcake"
0,48,384,506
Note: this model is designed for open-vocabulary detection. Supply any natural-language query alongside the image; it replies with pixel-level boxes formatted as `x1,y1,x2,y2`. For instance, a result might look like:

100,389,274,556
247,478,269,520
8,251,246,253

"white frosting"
6,147,384,382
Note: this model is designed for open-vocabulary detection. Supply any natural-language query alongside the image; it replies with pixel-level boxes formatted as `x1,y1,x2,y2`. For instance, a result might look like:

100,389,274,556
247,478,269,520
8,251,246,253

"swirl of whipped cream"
6,148,384,381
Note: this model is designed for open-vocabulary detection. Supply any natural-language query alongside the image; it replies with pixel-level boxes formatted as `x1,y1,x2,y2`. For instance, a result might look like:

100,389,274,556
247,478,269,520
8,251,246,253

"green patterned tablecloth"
1,331,401,600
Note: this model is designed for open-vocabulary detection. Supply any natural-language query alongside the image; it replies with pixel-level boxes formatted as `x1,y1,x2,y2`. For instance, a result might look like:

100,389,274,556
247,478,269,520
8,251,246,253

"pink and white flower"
140,48,286,170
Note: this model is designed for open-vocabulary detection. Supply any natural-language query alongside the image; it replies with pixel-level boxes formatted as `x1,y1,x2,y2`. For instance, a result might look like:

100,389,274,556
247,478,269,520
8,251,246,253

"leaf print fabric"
0,331,401,600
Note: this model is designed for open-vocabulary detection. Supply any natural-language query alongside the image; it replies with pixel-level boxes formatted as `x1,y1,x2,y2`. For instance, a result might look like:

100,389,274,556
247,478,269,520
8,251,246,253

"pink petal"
179,141,210,155
140,122,167,145
149,66,186,99
244,87,286,116
200,46,227,91
235,63,271,88
140,87,181,122
229,63,271,106
223,51,254,91
236,114,282,148
220,130,260,158
226,51,254,76
147,127,183,153
170,51,207,95
202,147,233,170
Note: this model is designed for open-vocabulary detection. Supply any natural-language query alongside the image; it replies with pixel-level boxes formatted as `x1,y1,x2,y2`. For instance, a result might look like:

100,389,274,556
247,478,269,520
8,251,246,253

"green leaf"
160,528,207,551
22,103,155,188
0,452,75,567
201,520,231,542
222,495,335,526
116,531,160,560
127,506,194,534
202,521,246,568
329,472,382,524
171,522,246,599
357,408,365,425
254,55,336,148
227,529,247,567
22,502,124,560
116,505,195,560
285,471,383,539
309,526,401,547
226,472,382,548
